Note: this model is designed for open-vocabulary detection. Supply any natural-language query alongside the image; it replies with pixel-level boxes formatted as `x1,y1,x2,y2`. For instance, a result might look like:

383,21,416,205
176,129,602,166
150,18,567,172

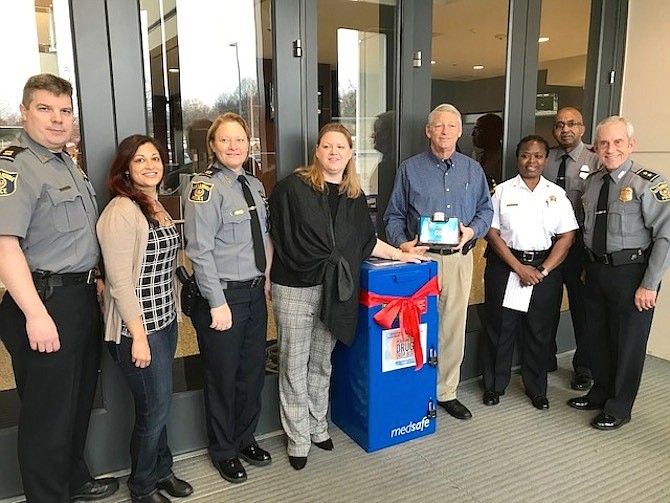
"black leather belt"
32,269,98,286
222,276,265,290
510,249,551,263
427,247,460,255
585,248,647,266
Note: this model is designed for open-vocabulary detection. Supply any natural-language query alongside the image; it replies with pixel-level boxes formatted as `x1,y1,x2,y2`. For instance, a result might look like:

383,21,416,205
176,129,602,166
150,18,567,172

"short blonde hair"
206,112,251,161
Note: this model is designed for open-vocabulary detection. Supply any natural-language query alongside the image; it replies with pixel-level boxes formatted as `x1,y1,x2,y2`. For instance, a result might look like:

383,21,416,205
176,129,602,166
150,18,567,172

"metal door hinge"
293,39,303,58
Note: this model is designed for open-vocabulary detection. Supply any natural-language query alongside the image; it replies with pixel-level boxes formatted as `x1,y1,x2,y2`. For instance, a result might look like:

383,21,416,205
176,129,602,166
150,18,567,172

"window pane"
431,0,509,306
318,0,398,226
534,0,593,143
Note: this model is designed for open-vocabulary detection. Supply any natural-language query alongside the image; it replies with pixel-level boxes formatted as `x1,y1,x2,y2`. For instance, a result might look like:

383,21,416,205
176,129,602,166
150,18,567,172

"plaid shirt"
121,224,180,337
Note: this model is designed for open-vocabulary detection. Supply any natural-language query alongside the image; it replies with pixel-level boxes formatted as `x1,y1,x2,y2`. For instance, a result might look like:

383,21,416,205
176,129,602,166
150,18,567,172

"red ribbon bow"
359,276,440,370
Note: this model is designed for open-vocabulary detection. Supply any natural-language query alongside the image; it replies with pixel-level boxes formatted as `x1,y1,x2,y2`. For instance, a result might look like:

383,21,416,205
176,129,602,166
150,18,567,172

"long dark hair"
108,134,167,226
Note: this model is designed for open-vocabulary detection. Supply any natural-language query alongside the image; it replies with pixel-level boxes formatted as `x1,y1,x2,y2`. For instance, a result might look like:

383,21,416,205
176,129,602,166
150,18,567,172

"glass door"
315,0,398,230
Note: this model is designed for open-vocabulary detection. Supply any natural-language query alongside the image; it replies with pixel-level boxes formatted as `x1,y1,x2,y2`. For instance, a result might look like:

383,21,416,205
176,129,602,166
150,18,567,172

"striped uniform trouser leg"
272,283,337,457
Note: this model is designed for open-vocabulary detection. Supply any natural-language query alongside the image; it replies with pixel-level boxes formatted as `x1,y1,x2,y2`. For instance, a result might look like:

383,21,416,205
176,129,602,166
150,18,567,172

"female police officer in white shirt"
481,135,578,410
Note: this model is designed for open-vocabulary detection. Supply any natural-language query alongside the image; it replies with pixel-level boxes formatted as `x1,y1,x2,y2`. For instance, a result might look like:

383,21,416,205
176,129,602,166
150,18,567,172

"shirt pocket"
221,209,252,244
608,199,643,242
45,186,87,233
498,202,521,231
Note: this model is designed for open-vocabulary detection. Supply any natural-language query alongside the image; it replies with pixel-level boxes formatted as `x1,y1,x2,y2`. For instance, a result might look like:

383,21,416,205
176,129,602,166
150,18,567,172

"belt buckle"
251,276,263,288
522,251,534,262
86,269,97,284
601,254,611,265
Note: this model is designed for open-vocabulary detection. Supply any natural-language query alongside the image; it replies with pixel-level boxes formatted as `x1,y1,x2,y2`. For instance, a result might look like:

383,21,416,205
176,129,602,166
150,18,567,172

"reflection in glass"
0,0,82,426
431,0,509,306
535,0,592,143
317,0,397,222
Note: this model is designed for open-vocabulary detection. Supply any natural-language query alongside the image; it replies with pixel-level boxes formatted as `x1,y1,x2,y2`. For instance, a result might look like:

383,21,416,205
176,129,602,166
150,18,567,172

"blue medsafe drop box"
331,260,439,452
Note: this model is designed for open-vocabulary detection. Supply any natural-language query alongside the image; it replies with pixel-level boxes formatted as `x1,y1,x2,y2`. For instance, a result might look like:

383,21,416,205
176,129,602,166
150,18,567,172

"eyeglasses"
554,121,583,130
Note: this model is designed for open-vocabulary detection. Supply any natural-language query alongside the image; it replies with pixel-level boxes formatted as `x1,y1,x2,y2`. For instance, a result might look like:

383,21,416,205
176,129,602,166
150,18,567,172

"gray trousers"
272,284,337,457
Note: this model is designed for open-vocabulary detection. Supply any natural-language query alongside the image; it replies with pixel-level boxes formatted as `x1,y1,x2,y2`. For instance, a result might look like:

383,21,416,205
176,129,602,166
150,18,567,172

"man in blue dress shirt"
384,104,493,420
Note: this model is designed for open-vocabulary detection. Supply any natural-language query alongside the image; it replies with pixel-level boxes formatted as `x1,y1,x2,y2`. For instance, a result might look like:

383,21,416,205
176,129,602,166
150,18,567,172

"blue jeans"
107,319,177,498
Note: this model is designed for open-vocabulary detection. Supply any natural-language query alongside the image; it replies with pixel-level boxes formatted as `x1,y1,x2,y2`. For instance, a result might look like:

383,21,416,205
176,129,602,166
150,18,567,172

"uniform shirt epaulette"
586,167,605,179
200,165,221,178
634,168,660,182
0,146,26,162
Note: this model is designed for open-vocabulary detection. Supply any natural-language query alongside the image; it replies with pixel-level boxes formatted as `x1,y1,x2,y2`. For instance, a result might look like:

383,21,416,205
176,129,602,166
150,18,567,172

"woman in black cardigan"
269,123,426,470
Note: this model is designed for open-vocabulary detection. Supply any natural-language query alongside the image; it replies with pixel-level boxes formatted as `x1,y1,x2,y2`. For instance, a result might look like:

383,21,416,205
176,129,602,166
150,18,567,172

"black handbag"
176,266,200,317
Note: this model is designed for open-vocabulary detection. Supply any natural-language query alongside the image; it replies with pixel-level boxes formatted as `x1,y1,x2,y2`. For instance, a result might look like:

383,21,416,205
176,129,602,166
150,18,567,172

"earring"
124,171,130,179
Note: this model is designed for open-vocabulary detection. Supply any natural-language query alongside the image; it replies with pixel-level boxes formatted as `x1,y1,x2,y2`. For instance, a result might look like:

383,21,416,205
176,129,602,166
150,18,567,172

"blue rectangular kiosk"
331,260,439,452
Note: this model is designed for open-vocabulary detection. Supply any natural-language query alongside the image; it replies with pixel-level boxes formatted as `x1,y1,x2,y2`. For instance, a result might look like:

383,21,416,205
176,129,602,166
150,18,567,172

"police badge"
619,186,633,202
0,169,18,197
189,181,214,203
650,181,670,203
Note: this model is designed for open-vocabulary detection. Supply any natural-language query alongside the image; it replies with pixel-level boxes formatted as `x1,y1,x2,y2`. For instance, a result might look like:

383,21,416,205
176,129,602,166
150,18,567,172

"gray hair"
427,103,462,128
595,115,635,140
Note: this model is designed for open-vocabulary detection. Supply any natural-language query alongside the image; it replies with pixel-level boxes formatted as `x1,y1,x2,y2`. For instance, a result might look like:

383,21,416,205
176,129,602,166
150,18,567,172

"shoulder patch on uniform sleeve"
0,169,19,196
635,168,660,182
0,146,26,162
188,181,214,203
650,181,670,203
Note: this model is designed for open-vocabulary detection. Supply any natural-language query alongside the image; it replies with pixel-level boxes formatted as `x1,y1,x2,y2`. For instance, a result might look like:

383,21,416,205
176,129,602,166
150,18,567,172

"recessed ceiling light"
473,65,484,70
431,60,436,65
538,37,550,43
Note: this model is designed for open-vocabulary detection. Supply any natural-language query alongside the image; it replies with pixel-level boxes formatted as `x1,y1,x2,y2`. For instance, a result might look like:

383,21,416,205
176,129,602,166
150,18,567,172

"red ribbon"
359,276,440,370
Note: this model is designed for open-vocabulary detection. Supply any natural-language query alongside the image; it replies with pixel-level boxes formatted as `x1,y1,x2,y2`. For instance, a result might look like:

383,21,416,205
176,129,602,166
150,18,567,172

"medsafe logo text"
390,416,430,438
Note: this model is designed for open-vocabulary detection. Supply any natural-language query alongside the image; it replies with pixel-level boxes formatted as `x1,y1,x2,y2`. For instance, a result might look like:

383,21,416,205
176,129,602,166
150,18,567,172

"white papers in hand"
502,272,533,312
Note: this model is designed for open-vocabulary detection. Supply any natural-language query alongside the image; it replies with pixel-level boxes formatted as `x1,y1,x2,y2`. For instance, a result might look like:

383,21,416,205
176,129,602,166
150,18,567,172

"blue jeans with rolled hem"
107,319,177,498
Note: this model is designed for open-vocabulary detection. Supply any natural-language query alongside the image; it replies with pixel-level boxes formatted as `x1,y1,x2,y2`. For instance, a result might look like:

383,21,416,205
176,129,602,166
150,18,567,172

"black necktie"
238,175,267,272
556,154,569,189
592,174,610,257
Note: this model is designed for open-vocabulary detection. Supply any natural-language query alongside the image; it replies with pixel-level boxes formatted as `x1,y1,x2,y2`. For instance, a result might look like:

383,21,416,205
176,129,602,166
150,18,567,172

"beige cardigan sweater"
96,196,181,343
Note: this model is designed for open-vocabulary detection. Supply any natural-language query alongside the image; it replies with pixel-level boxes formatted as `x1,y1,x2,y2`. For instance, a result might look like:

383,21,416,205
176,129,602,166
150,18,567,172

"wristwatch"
536,265,549,277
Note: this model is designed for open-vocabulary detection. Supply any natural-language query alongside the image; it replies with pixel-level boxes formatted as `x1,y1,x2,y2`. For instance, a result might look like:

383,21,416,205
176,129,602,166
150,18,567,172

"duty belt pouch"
33,270,54,302
610,249,646,266
176,266,200,317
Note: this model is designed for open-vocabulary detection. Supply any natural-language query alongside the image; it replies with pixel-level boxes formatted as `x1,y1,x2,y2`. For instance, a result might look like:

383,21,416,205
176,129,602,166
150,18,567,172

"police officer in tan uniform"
568,116,670,430
184,113,272,484
0,74,118,502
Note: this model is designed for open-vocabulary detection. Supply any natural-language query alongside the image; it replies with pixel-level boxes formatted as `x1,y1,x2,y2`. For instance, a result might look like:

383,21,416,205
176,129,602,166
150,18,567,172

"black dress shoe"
531,395,549,410
214,457,247,483
132,491,170,503
157,474,193,497
239,443,272,466
289,456,307,470
591,412,630,430
313,438,334,451
438,399,473,419
71,477,119,501
570,373,594,391
482,391,500,406
567,395,602,410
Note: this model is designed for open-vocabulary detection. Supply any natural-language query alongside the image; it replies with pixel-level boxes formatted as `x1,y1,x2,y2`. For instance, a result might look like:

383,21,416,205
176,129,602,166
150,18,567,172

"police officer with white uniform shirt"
482,135,577,410
0,74,118,502
543,107,599,390
184,113,272,485
568,116,670,430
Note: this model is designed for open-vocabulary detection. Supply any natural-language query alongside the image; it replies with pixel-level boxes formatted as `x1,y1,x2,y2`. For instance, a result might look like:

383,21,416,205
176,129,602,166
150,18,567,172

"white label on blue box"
381,324,427,373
